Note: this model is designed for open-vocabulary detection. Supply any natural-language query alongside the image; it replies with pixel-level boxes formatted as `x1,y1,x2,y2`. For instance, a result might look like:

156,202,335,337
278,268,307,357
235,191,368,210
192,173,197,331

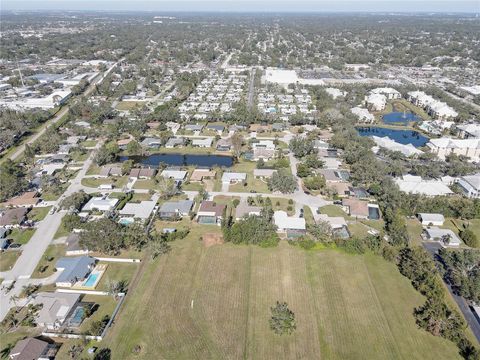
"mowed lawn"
105,239,461,360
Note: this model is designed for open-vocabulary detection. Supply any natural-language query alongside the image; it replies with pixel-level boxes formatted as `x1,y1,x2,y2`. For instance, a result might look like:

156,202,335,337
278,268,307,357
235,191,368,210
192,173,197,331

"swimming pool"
70,306,85,327
83,272,99,287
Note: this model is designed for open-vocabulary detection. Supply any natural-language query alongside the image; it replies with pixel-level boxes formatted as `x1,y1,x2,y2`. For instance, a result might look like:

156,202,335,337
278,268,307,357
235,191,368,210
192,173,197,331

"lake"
119,153,234,168
382,112,420,124
356,126,429,147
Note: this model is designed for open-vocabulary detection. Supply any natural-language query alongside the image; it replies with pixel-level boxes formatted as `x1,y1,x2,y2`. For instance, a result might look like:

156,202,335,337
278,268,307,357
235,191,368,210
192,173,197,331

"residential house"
129,168,156,179
422,227,461,247
82,196,118,212
206,124,225,134
317,214,349,239
221,172,246,184
197,201,226,225
65,233,89,256
457,173,480,199
158,200,194,219
117,137,133,150
190,169,216,182
371,136,423,157
161,169,188,183
253,169,277,179
140,137,162,148
119,199,157,221
0,208,29,227
216,138,232,151
185,124,204,133
273,211,306,238
165,137,186,149
252,140,276,160
98,166,122,177
9,337,56,360
342,199,380,220
417,213,445,226
427,138,480,162
55,256,96,287
235,202,262,220
3,191,40,208
33,292,81,330
192,138,213,148
395,175,453,196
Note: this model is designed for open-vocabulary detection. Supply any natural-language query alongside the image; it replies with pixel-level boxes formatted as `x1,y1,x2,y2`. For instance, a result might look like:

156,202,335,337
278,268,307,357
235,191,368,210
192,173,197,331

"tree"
95,141,119,166
0,160,27,201
459,228,479,248
296,163,311,178
268,169,297,194
60,191,91,211
303,175,325,190
126,140,142,155
148,238,171,259
231,133,244,158
289,136,314,158
157,177,178,199
269,301,296,335
79,218,125,255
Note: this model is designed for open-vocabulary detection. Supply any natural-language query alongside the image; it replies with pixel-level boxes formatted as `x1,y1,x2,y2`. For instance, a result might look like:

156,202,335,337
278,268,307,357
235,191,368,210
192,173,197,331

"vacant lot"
105,237,462,359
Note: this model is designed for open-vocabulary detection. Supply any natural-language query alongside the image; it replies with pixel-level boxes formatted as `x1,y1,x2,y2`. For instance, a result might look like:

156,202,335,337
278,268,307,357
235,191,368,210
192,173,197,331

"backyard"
105,238,463,359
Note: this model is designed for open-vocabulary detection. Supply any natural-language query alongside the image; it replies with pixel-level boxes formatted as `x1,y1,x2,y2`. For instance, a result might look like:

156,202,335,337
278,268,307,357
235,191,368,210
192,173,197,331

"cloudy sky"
2,0,479,13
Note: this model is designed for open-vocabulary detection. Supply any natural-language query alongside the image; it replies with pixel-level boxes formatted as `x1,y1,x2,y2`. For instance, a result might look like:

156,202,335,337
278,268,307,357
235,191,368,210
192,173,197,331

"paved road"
6,60,121,162
247,68,256,110
0,144,101,321
423,242,480,344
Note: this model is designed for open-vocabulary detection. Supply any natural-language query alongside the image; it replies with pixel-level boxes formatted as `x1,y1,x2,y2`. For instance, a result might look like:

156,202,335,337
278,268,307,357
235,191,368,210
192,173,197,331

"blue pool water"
119,217,135,225
84,273,99,287
357,126,429,147
70,307,85,326
382,112,420,124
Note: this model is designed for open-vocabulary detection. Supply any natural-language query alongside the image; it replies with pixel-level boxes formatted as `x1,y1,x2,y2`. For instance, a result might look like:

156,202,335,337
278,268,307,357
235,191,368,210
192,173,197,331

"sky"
1,0,479,13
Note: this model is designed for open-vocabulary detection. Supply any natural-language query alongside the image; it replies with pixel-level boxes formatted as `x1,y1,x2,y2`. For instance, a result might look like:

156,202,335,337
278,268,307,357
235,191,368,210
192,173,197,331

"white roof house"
82,197,118,212
33,292,80,330
273,211,306,232
395,175,453,196
192,138,213,148
222,172,247,183
423,227,461,247
417,213,445,226
161,169,188,181
316,214,348,230
119,200,157,220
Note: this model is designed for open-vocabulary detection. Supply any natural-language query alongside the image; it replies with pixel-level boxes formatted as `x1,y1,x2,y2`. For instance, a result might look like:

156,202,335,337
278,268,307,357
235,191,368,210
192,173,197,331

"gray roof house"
9,337,54,360
33,292,81,330
165,137,186,148
206,124,225,133
65,233,89,256
185,124,204,132
158,200,194,219
55,256,96,287
141,137,162,148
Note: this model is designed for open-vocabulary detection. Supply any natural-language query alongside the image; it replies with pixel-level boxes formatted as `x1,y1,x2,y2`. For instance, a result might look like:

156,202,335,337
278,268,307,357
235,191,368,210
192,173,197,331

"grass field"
0,251,20,271
105,238,462,359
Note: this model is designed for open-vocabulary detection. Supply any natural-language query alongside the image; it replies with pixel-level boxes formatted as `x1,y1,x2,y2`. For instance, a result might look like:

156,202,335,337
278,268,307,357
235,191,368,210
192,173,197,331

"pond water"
356,126,429,147
382,112,420,124
120,153,234,168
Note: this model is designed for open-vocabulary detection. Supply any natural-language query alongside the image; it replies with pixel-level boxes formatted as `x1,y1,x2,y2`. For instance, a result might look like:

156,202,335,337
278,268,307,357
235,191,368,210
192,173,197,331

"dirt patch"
202,233,224,247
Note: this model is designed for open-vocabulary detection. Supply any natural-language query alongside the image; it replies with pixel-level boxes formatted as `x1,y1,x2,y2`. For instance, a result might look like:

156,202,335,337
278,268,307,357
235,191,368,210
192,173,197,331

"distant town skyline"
2,1,479,13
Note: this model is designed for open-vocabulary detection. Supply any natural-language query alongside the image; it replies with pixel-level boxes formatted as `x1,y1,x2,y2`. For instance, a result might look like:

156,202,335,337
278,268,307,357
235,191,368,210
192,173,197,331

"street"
423,242,480,343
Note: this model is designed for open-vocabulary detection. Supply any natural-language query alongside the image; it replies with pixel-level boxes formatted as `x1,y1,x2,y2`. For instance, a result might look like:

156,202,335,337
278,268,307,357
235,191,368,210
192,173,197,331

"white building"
370,87,401,100
417,213,445,226
371,136,423,157
407,91,458,120
422,227,461,247
395,175,453,196
365,93,387,111
457,174,480,199
427,138,480,162
273,211,306,234
82,196,118,212
351,107,374,122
